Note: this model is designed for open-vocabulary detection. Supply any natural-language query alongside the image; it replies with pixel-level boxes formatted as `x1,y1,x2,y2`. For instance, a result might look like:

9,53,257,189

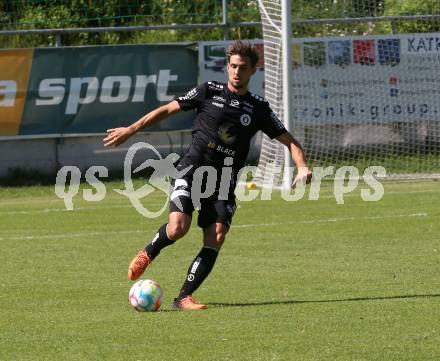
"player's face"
227,55,256,93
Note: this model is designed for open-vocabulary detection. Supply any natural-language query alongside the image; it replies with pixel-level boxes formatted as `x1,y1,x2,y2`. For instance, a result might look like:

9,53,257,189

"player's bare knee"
168,212,191,240
216,232,226,246
203,231,226,249
167,222,189,240
216,223,228,244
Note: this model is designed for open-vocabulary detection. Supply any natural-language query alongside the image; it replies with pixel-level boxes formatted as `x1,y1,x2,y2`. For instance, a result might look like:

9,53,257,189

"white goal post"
255,0,440,186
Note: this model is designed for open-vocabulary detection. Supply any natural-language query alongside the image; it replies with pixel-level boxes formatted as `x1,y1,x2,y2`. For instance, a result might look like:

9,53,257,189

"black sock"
145,224,175,259
177,247,219,300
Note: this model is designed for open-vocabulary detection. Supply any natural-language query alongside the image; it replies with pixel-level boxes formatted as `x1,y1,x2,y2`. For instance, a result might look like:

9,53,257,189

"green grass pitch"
0,180,439,361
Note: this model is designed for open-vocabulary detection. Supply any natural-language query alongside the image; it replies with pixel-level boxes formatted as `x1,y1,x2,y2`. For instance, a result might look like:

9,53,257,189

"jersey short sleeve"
175,82,207,111
259,105,287,139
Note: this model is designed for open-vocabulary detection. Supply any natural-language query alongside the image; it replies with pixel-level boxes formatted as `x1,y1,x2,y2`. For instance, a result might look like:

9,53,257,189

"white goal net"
255,0,440,185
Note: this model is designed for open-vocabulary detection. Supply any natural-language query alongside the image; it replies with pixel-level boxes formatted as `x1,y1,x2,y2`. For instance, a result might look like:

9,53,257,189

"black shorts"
169,178,236,229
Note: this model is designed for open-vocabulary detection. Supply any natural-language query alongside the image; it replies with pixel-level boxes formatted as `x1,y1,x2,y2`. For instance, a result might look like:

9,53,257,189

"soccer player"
103,40,312,310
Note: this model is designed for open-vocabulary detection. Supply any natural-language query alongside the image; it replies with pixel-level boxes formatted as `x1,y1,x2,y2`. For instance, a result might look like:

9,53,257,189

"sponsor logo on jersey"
218,122,236,144
243,101,254,108
243,106,253,114
212,101,224,108
208,81,224,90
230,99,240,108
179,87,198,101
216,145,236,156
207,141,236,156
213,95,226,103
240,113,252,126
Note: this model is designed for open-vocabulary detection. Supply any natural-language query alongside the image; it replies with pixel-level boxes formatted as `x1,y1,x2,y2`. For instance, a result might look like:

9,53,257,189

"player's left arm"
275,132,313,187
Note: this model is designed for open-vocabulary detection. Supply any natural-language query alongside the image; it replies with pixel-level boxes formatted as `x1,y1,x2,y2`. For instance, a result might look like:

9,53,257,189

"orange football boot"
128,249,152,280
173,295,208,310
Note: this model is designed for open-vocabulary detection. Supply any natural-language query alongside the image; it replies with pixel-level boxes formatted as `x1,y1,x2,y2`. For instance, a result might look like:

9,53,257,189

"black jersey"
175,81,287,195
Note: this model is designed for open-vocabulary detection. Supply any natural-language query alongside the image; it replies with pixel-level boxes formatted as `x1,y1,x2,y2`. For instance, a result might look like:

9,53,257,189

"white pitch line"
232,212,429,228
0,204,164,215
1,187,439,214
312,188,440,199
0,212,429,241
0,229,146,241
1,184,439,213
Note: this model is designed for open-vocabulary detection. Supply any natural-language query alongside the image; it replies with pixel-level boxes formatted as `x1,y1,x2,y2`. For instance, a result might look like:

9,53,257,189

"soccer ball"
128,279,163,312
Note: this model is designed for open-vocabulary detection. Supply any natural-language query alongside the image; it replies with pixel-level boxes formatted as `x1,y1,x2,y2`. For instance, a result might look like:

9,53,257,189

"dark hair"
226,40,259,68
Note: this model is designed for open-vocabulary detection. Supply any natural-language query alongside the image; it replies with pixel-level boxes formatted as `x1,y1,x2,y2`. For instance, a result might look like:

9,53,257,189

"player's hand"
103,127,133,147
292,166,313,188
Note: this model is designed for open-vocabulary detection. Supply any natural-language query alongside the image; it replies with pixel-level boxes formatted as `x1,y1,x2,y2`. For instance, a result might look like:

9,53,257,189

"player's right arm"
103,100,181,147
